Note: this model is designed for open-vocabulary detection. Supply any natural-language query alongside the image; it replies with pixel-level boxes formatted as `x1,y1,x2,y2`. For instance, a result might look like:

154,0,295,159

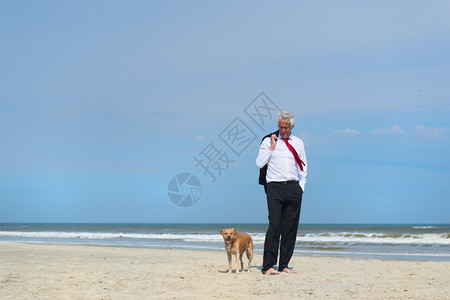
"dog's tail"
246,238,253,271
247,237,253,256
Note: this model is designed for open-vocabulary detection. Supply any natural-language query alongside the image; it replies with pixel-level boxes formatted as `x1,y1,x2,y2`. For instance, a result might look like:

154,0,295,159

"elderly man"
256,110,307,275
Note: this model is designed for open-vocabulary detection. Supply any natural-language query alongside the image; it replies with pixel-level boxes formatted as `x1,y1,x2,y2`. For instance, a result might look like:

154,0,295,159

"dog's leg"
239,251,244,272
246,249,253,272
239,252,244,271
247,240,253,272
235,249,240,274
227,252,232,274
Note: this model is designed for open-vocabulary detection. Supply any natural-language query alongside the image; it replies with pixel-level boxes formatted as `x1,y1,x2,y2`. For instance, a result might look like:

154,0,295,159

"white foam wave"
298,232,450,245
1,231,448,245
0,231,223,242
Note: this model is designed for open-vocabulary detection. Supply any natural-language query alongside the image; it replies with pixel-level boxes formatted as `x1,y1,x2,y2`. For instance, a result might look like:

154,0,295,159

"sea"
0,223,449,261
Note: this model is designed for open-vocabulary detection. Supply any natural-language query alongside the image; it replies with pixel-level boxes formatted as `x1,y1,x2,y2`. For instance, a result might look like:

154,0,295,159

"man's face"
278,119,293,139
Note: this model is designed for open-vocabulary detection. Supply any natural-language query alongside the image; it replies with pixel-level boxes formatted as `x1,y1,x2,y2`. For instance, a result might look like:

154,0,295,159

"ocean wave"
413,226,438,229
1,231,449,245
0,231,223,242
298,232,450,245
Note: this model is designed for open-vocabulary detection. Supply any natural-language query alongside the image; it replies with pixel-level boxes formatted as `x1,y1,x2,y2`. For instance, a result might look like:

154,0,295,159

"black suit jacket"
258,130,279,193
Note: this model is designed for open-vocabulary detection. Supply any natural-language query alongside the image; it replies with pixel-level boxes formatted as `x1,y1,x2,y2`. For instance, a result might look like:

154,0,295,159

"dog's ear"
220,230,224,234
232,228,236,232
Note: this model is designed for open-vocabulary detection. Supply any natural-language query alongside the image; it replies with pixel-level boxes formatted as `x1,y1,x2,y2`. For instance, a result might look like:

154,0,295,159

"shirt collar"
278,133,293,140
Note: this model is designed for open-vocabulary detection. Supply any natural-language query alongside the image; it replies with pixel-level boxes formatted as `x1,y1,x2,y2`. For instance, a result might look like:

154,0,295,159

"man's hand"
269,134,277,151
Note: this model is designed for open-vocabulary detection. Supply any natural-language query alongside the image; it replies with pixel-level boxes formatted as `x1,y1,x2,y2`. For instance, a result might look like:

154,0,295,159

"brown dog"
220,228,253,274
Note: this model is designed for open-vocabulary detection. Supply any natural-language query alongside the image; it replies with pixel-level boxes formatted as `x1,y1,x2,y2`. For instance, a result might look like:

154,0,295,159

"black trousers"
262,181,303,272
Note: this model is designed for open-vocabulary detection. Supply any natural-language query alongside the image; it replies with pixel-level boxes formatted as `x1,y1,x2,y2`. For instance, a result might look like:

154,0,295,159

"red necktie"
283,138,306,171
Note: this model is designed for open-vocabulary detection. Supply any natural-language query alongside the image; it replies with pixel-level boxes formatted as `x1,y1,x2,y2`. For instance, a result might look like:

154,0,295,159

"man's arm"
256,135,277,168
297,140,307,191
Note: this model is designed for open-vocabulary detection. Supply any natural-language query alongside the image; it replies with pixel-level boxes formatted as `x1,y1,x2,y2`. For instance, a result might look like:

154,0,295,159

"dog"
220,228,253,274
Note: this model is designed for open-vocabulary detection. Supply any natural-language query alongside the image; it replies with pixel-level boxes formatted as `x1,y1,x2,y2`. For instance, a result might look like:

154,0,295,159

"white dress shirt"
256,134,307,191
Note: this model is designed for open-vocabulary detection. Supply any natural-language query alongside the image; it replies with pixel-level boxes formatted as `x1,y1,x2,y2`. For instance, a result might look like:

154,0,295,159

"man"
256,110,307,275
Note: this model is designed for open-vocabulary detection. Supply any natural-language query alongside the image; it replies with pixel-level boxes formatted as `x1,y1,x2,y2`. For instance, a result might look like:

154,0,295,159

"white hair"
278,110,295,127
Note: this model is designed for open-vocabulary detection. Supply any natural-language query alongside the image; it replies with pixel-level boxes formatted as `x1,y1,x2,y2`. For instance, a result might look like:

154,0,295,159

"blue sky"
1,1,449,224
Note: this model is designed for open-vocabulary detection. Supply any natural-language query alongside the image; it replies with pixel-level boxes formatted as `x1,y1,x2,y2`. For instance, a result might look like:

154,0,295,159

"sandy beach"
1,242,449,299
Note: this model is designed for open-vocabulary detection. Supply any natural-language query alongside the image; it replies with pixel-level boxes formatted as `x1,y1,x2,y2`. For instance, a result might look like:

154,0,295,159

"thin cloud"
194,135,206,141
371,125,405,134
298,131,310,142
332,128,360,135
415,126,448,139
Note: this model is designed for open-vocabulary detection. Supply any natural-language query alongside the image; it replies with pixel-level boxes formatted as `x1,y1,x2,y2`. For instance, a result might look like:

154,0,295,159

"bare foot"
281,268,297,274
262,267,280,275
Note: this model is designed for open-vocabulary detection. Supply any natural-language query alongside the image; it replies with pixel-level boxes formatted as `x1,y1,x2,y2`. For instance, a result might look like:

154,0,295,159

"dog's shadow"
217,265,263,274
